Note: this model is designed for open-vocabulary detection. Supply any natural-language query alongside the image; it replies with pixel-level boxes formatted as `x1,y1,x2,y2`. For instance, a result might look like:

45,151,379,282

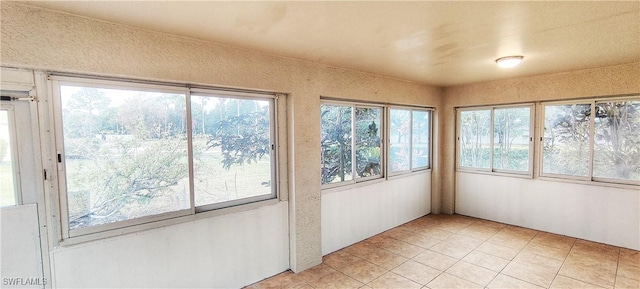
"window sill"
455,169,533,179
57,198,282,247
536,175,639,190
322,177,387,195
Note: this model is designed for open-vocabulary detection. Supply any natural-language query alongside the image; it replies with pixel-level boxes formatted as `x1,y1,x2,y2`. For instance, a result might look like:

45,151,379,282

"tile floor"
245,214,639,289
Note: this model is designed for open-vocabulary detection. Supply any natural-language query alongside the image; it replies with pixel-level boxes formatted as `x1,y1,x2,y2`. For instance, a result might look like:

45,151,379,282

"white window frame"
539,95,640,186
456,103,535,177
49,74,279,240
387,106,433,177
320,100,385,189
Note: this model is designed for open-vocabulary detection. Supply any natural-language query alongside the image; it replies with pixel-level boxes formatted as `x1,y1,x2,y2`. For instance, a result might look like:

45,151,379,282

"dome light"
496,56,524,68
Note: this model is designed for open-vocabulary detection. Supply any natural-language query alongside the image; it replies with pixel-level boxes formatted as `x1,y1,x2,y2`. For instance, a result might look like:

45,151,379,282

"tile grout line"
548,238,577,289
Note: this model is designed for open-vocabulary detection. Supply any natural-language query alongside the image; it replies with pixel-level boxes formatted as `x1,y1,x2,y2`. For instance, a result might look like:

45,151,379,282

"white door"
1,98,48,288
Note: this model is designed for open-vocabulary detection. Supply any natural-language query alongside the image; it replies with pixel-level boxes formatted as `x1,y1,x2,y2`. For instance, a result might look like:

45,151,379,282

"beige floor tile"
442,233,484,249
456,224,501,241
368,272,422,289
620,248,640,264
426,272,483,289
476,241,521,260
323,250,363,270
414,228,453,241
290,264,337,285
487,274,544,289
559,255,617,288
488,231,533,250
251,271,297,289
522,242,571,261
339,259,388,284
429,241,474,259
378,239,425,258
550,275,606,288
308,271,363,289
401,232,440,249
433,222,471,233
382,227,415,240
298,285,314,289
529,232,576,251
570,240,620,262
615,276,640,289
503,225,538,238
412,250,458,271
343,243,379,258
472,219,508,230
618,250,640,281
399,219,430,232
513,251,564,273
391,260,442,285
502,260,558,288
358,248,408,270
445,261,498,286
618,261,640,281
461,250,510,272
365,235,396,248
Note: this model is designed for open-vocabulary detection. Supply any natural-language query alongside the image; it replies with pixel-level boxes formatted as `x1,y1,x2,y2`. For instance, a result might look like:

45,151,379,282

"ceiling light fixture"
495,55,524,68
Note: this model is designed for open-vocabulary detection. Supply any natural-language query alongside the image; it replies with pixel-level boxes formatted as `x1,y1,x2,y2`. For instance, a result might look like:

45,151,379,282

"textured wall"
0,1,442,277
441,62,640,214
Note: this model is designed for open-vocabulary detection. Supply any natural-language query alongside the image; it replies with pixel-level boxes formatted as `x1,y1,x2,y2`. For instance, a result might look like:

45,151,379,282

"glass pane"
389,109,411,172
0,110,17,207
542,103,591,176
593,100,640,181
459,110,491,169
192,96,273,206
412,110,430,169
321,104,353,184
355,107,381,178
61,86,189,229
493,107,531,172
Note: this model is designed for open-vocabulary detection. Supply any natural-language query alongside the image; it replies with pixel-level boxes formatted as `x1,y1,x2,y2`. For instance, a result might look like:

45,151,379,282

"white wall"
322,172,431,255
50,201,289,288
1,204,44,289
456,172,640,250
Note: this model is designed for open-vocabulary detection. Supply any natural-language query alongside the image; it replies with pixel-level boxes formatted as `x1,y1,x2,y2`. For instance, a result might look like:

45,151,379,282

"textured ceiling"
20,1,640,86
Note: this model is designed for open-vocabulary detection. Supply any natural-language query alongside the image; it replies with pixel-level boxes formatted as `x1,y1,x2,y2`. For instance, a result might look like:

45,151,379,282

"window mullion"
409,110,413,171
588,101,596,181
352,106,357,182
489,108,495,172
186,90,196,215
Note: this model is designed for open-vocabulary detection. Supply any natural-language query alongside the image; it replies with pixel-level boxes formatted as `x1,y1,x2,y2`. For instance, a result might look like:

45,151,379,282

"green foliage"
321,105,381,184
207,107,271,170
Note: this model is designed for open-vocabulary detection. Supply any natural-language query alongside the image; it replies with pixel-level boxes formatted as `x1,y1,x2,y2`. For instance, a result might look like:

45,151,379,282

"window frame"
50,75,280,240
320,100,385,189
456,103,535,177
0,104,22,207
539,96,640,186
387,106,433,177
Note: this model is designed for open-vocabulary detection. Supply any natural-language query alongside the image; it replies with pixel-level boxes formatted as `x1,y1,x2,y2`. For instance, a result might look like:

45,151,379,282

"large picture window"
542,98,640,184
457,105,533,174
321,103,382,186
53,77,278,238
